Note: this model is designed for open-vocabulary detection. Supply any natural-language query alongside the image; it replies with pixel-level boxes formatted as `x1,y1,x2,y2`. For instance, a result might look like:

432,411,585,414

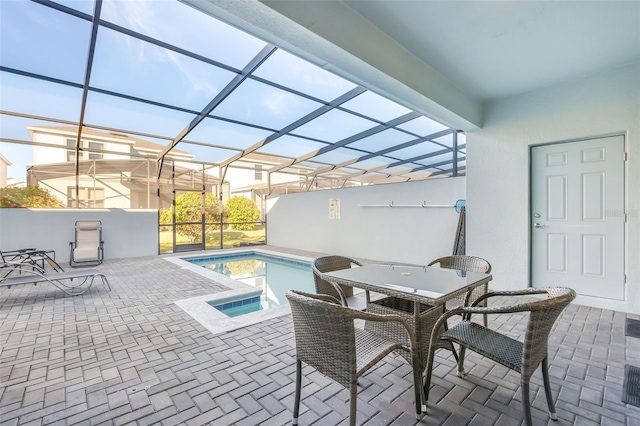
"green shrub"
226,196,260,230
0,186,62,208
158,192,224,242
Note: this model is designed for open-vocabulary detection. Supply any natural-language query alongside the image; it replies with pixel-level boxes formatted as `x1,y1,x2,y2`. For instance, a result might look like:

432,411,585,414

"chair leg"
449,342,459,363
442,320,459,363
457,345,467,377
293,360,302,425
349,382,357,426
521,379,532,426
482,283,489,327
101,276,112,291
423,344,438,406
541,356,558,421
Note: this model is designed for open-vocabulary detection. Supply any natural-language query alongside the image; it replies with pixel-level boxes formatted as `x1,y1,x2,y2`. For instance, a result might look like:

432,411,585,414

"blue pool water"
186,252,314,317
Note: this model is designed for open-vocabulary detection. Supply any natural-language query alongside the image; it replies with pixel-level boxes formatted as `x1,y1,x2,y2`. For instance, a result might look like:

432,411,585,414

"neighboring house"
26,126,316,214
0,154,10,188
225,153,336,219
28,126,213,209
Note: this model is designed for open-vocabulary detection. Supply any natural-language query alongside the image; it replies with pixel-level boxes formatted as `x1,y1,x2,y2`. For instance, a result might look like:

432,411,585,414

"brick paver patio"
2,248,639,425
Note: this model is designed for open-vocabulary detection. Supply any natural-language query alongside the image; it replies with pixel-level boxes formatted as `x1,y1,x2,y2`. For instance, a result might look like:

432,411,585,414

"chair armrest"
449,303,536,317
472,288,550,306
429,297,544,347
296,291,343,305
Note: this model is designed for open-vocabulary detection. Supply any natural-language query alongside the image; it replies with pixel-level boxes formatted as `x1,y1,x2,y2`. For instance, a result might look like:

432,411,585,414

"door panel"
547,175,567,220
547,234,567,273
582,235,604,276
531,136,625,300
582,172,604,220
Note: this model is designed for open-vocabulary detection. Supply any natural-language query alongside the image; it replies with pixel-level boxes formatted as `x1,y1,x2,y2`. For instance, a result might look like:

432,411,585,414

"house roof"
27,126,191,157
0,154,11,166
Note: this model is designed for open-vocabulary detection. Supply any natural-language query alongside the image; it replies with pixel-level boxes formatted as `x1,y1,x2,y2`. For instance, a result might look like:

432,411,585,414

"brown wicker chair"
312,255,369,310
428,255,491,326
424,287,576,426
286,290,423,426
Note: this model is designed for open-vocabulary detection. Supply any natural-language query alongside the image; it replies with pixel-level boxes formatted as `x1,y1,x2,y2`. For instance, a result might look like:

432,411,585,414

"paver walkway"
1,248,639,425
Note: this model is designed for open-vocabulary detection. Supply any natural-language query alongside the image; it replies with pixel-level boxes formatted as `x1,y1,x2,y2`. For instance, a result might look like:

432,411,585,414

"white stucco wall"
32,131,133,164
467,63,639,313
266,177,466,264
0,208,159,262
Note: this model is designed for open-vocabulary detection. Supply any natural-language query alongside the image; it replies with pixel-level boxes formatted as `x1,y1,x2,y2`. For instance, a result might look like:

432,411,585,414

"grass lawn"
159,228,265,253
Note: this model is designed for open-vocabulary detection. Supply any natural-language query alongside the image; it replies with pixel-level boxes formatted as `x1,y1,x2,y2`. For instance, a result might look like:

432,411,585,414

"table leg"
413,301,427,411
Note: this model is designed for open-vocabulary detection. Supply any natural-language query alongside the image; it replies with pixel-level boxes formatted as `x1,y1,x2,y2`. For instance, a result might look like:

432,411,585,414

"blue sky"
0,0,453,182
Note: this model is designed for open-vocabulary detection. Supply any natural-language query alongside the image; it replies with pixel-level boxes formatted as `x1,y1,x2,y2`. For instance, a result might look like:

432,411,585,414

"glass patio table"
320,263,493,390
320,262,492,306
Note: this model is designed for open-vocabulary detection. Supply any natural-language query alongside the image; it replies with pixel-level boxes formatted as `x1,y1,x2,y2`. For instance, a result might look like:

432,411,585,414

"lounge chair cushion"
73,246,100,261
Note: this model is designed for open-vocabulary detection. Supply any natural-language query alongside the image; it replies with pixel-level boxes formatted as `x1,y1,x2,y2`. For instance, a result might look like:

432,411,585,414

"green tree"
159,192,223,242
0,186,62,208
226,196,260,230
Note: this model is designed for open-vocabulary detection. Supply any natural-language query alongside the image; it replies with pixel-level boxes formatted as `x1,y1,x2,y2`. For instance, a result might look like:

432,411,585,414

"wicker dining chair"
286,290,423,426
424,287,576,426
428,255,492,326
312,255,369,310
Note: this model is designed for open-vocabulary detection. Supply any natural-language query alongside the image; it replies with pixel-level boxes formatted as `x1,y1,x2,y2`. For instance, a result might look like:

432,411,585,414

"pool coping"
165,248,314,335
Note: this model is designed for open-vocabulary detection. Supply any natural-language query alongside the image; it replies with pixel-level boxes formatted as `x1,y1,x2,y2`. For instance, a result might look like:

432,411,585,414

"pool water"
186,252,314,317
210,295,262,317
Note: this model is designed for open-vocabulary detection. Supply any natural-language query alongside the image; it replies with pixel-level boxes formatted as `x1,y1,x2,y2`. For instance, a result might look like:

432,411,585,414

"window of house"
65,139,104,161
67,186,105,208
88,142,104,160
254,164,263,181
66,138,76,162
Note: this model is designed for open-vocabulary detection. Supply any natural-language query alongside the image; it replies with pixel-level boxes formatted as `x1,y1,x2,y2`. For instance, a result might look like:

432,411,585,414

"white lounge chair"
1,263,110,296
70,220,104,267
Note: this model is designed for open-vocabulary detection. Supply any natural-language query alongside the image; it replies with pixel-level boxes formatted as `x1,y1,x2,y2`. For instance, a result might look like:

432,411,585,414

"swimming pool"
185,252,315,317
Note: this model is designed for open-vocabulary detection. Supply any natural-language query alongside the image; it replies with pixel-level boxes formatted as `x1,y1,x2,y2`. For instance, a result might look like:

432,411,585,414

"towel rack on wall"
358,199,466,213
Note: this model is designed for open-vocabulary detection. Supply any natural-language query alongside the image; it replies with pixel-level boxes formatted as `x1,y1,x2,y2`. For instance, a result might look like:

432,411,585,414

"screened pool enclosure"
0,0,465,252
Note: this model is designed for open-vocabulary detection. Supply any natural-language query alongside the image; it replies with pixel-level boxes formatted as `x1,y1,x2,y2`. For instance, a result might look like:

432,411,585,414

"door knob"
533,223,544,228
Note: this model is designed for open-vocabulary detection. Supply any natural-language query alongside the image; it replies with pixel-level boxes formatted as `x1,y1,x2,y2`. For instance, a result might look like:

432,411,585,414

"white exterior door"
531,136,625,299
